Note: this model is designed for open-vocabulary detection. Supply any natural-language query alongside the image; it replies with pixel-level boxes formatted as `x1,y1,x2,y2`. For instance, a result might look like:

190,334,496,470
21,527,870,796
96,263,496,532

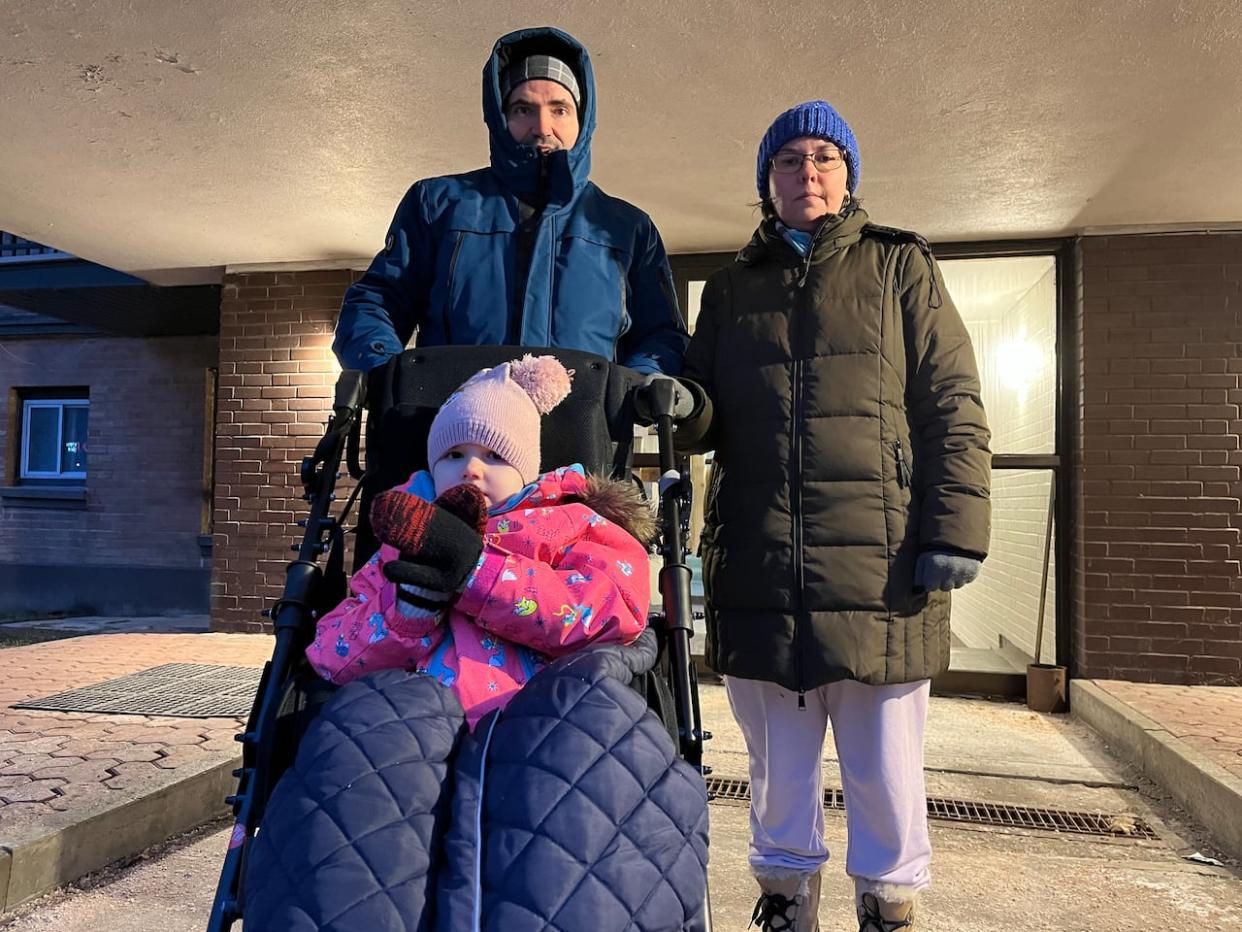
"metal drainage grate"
12,663,263,719
923,796,1157,838
705,777,750,802
704,776,1157,839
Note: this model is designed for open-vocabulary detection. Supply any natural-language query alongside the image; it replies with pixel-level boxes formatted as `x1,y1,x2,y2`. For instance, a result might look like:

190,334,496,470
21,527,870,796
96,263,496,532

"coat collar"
738,206,870,266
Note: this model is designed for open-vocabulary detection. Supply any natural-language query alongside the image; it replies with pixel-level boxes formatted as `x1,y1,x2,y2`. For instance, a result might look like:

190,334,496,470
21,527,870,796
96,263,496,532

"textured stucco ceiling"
2,1,1241,283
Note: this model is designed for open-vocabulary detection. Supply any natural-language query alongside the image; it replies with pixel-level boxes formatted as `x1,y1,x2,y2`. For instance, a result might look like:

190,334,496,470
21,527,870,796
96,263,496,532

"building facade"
205,234,1242,687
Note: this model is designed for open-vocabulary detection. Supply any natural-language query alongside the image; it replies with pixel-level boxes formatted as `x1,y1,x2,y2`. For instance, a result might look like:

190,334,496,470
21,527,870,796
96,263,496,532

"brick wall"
0,334,216,612
1075,233,1242,684
211,270,361,633
212,239,1242,681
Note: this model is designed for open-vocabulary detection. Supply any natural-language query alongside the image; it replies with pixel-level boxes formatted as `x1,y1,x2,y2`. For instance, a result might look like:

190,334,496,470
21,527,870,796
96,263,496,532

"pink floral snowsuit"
306,465,650,728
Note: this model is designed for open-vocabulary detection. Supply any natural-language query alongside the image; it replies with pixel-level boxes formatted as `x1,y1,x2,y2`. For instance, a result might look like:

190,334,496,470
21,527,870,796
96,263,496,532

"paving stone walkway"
0,634,270,836
1093,679,1242,781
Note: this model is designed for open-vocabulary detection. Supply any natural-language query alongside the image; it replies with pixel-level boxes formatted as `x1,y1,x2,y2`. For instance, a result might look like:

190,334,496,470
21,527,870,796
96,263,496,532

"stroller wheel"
631,669,679,750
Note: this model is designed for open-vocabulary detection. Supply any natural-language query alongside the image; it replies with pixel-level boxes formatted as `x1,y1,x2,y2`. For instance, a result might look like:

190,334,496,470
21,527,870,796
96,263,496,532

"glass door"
939,252,1063,676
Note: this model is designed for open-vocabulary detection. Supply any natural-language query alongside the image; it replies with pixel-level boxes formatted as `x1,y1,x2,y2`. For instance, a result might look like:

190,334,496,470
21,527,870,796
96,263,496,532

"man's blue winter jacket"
333,27,688,375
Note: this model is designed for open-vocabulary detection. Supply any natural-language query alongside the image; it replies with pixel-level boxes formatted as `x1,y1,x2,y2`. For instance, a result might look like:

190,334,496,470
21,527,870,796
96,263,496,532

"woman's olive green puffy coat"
681,208,991,692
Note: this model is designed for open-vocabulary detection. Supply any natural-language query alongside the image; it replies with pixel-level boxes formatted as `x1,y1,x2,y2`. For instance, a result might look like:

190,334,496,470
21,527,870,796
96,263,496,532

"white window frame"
20,398,89,480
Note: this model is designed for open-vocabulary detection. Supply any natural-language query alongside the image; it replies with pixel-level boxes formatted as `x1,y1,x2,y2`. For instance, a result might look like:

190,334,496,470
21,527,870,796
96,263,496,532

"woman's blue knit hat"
756,100,860,198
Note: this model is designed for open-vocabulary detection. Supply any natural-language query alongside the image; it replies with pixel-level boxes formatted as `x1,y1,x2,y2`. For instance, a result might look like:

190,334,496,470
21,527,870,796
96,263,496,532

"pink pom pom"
508,354,573,415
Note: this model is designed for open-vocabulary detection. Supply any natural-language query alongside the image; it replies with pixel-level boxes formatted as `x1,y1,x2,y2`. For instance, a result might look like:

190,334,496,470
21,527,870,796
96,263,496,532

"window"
20,394,89,482
939,255,1057,456
0,231,71,263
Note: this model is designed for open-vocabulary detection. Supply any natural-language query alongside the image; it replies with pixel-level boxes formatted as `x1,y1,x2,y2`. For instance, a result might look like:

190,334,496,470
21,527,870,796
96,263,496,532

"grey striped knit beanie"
500,54,581,107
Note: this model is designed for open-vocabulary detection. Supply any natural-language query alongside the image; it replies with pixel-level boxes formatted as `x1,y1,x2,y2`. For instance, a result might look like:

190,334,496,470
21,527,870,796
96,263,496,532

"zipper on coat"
471,712,502,932
791,359,805,605
894,440,912,489
612,253,630,360
544,214,557,347
791,357,807,698
512,155,552,345
796,216,837,288
445,231,464,344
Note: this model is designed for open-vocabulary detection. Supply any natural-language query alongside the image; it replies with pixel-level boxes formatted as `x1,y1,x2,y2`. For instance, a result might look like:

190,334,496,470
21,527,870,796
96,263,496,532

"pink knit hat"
427,355,574,483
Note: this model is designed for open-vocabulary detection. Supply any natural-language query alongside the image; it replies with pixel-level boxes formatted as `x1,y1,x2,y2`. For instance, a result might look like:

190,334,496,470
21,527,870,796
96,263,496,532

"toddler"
307,354,655,727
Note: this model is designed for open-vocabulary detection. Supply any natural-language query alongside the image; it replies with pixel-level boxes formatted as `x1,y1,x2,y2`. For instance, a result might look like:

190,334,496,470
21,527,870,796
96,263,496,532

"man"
333,26,689,377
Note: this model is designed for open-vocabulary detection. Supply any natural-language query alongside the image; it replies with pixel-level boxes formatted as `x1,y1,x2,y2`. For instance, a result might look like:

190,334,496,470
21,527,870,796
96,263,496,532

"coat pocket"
703,460,724,529
552,234,629,356
893,440,912,489
434,230,508,346
883,436,922,610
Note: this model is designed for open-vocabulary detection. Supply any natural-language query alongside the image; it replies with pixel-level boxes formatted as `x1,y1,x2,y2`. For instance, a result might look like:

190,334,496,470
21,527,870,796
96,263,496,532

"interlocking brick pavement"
0,634,272,832
1094,679,1242,781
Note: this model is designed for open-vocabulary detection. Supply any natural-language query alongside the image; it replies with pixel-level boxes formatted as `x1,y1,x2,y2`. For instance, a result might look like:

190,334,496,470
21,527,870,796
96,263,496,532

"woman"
680,101,991,931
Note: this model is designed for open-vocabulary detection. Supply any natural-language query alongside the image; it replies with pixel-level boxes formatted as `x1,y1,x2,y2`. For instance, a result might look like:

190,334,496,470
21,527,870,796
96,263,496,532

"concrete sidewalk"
1,628,1241,926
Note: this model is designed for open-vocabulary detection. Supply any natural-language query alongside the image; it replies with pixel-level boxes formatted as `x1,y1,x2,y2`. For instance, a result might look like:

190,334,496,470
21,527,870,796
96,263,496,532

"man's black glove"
633,373,697,423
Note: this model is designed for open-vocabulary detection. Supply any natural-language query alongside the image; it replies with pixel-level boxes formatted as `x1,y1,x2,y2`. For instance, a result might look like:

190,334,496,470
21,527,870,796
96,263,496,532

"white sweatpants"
725,675,932,893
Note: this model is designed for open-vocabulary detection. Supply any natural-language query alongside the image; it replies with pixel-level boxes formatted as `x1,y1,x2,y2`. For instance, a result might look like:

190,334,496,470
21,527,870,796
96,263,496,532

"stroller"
207,346,712,931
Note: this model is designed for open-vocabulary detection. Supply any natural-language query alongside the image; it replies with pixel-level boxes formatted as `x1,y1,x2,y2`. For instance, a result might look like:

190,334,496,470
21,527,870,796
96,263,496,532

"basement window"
2,389,90,505
21,395,89,481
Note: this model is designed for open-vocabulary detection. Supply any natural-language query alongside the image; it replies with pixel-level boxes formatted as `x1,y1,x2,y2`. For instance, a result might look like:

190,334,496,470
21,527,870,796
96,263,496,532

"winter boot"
749,868,821,932
856,885,916,931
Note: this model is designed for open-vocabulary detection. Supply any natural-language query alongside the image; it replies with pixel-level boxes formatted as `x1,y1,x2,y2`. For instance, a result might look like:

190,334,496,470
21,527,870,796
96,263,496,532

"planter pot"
1026,663,1068,713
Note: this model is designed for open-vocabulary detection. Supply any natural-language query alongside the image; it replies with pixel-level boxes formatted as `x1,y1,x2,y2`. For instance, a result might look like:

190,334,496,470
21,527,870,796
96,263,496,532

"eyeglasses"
770,148,846,174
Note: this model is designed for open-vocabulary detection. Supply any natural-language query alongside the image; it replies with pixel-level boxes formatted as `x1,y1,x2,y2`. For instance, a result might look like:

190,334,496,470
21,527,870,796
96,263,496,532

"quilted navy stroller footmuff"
242,669,468,930
244,630,710,931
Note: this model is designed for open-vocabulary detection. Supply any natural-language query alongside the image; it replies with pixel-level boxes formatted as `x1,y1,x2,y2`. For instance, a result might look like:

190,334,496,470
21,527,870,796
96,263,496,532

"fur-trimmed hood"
398,463,658,549
567,473,658,548
496,464,657,548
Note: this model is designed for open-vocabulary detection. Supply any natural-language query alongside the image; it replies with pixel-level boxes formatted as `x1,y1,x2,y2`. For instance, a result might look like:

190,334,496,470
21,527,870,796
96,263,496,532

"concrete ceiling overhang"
2,1,1241,284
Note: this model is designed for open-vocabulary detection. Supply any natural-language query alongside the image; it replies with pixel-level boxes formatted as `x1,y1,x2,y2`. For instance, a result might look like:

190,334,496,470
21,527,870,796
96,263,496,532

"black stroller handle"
642,375,681,422
653,406,707,770
334,368,366,412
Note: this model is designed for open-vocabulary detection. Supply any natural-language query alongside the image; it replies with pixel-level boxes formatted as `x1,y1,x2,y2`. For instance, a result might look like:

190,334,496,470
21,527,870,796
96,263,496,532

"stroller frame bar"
207,371,366,931
649,380,707,769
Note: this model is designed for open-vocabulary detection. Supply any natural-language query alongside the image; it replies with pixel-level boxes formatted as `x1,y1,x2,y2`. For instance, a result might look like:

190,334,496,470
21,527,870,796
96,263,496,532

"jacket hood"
403,463,656,547
495,465,657,547
571,473,658,547
482,26,596,206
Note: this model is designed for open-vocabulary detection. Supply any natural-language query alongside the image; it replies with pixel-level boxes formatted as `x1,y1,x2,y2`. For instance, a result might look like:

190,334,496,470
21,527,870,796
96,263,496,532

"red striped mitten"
432,483,489,536
372,486,486,601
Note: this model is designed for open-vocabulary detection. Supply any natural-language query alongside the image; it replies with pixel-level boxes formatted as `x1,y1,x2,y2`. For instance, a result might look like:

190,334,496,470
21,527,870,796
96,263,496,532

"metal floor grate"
704,776,1157,839
12,663,262,719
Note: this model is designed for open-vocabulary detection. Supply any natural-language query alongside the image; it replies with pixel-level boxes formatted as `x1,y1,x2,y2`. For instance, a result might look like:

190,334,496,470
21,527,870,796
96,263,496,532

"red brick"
1150,359,1202,374
211,269,360,633
1076,232,1242,685
0,335,215,580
